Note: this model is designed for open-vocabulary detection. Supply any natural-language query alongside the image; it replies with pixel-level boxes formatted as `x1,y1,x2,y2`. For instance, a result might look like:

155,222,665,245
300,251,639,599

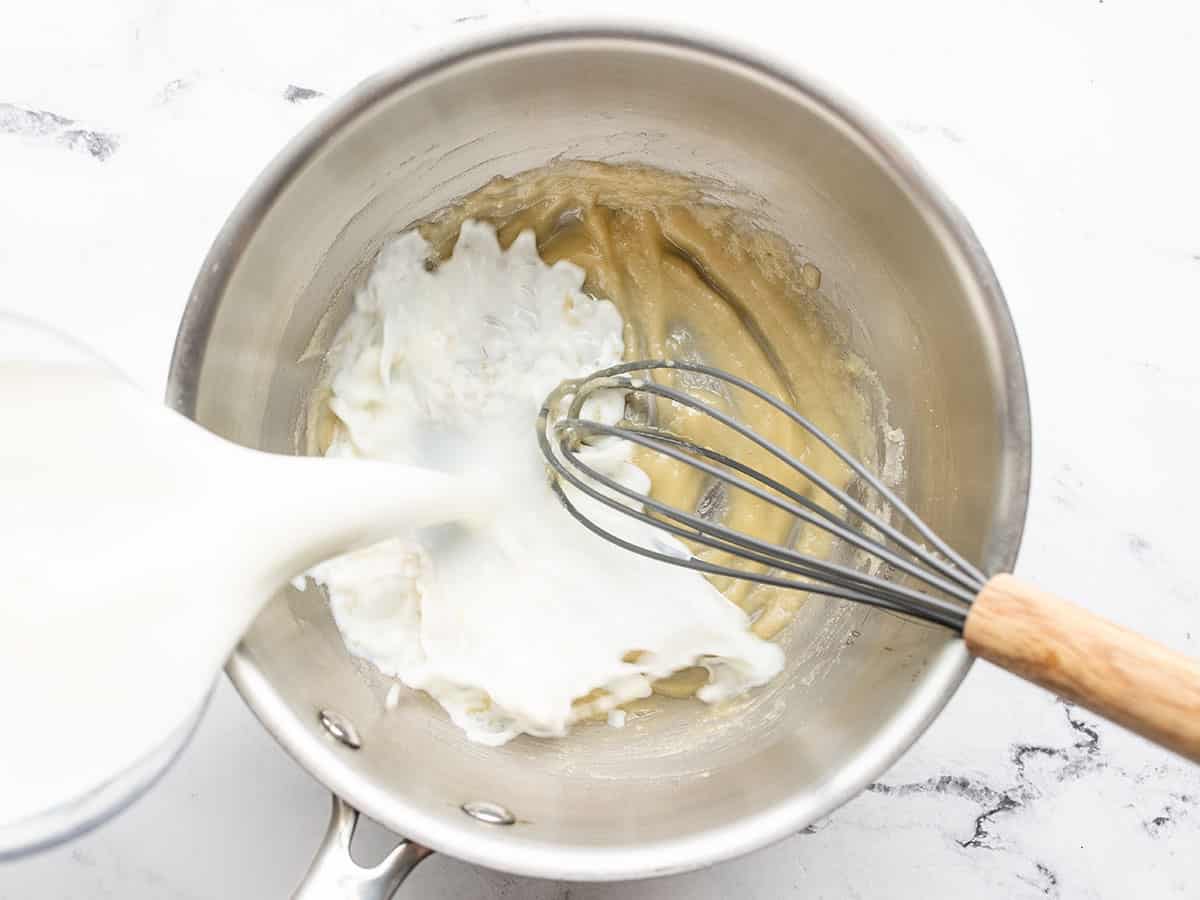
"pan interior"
172,32,1028,878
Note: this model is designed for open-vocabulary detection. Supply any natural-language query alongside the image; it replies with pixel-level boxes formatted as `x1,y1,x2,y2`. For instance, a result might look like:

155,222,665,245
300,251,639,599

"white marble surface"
2,1,1198,897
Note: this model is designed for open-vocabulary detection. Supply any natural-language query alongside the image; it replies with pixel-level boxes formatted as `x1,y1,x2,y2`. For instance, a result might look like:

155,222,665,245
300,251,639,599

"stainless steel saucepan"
166,23,1031,896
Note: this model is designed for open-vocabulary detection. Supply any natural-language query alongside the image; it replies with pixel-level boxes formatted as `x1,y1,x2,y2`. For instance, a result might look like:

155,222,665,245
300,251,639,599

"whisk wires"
537,361,987,632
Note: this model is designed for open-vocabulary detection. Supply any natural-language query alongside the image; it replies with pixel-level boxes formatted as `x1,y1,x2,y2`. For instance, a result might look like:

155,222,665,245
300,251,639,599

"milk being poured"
0,316,486,827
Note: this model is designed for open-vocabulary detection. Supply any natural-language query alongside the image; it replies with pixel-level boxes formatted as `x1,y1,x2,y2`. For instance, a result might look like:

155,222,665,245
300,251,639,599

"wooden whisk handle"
964,574,1200,762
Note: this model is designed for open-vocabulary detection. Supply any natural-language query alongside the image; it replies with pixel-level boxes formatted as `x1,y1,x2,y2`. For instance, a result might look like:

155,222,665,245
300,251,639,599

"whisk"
538,360,1200,761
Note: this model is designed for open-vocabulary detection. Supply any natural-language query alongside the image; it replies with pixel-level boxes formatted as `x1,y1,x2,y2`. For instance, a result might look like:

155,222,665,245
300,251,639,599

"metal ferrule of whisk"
537,360,990,632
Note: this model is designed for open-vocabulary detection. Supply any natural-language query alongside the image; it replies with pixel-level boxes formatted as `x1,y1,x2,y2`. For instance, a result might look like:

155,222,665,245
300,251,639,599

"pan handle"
292,796,432,899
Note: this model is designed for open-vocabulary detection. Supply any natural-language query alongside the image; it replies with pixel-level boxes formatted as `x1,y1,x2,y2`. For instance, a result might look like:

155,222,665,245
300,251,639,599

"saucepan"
166,22,1031,896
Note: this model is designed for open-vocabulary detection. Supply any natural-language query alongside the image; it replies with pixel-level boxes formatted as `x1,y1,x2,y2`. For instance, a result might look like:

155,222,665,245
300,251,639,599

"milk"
0,216,788,823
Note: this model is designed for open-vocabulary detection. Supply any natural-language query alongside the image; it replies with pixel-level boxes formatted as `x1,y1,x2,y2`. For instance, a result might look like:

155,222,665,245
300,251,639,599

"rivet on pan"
318,709,361,749
461,801,516,826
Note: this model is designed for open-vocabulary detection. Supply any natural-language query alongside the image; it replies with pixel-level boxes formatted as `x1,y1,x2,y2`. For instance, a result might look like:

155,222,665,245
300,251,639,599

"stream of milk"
0,316,488,828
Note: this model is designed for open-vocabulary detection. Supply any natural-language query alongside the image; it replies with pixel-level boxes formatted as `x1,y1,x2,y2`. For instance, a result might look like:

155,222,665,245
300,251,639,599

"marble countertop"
2,1,1198,897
